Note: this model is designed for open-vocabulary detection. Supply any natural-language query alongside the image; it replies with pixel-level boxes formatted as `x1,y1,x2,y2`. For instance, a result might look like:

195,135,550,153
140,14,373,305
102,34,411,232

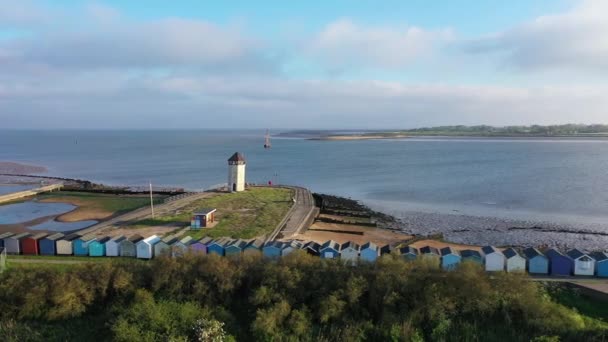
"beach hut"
320,240,340,259
482,246,505,271
460,249,483,265
73,235,96,256
419,246,440,267
546,249,573,276
225,239,248,257
22,233,48,255
340,241,360,265
503,248,526,272
380,244,394,256
243,239,264,256
173,236,196,257
591,252,608,278
399,246,418,261
89,237,110,257
155,236,179,257
440,247,461,270
263,241,284,259
191,236,213,255
567,249,595,276
282,241,303,256
191,208,217,229
4,233,30,254
39,233,64,255
360,242,379,262
105,235,126,257
120,235,144,257
208,238,231,256
136,235,161,259
0,232,14,248
302,241,321,256
523,247,549,274
56,233,80,255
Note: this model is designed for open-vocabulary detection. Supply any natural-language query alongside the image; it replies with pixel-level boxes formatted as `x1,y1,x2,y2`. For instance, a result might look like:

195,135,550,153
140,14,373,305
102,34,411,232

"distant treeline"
396,124,608,136
1,253,606,341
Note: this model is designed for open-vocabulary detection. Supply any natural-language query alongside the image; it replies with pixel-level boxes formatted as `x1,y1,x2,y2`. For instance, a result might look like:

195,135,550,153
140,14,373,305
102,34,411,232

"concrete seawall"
0,183,63,204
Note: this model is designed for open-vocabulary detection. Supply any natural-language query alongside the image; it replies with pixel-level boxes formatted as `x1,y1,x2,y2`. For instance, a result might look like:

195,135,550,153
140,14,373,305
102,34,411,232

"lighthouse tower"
227,152,246,192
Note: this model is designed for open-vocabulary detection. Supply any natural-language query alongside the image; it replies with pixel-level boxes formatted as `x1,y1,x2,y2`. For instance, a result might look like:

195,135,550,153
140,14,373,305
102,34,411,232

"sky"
1,0,607,129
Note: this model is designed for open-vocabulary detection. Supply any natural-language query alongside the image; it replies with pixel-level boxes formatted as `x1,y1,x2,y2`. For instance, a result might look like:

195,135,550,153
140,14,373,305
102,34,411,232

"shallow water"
0,201,76,224
29,219,98,232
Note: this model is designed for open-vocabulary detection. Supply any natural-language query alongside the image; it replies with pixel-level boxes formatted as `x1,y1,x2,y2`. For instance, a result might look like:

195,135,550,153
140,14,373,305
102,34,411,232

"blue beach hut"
546,249,573,276
225,239,247,257
591,252,608,278
440,247,461,270
360,242,379,262
399,246,418,261
320,240,341,259
88,237,110,257
460,250,483,265
419,246,441,267
523,247,549,274
243,239,264,256
207,238,230,256
39,233,64,255
303,241,321,256
73,235,95,256
263,241,284,259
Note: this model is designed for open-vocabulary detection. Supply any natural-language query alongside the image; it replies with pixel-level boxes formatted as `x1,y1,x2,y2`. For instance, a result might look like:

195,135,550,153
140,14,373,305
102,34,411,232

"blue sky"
1,0,607,128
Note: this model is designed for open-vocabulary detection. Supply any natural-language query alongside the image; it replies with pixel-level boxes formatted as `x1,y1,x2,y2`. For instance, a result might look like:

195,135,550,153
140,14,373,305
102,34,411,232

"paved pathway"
268,186,317,240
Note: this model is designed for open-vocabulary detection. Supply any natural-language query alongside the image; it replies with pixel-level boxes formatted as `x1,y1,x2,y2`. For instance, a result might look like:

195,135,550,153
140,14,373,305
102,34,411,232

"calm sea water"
2,130,608,225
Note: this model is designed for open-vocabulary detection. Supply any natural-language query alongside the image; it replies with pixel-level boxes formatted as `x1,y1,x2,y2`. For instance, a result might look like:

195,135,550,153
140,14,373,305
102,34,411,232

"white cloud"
308,19,454,70
464,0,608,71
0,0,54,27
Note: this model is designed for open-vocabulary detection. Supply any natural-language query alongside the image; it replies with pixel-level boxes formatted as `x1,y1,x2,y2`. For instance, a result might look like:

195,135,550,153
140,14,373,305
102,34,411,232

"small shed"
546,249,573,276
173,236,196,257
73,235,96,256
440,247,461,270
22,233,48,255
155,236,179,257
56,233,81,255
191,236,213,254
120,235,144,257
0,232,14,248
208,238,231,256
282,241,303,256
503,248,526,272
419,246,440,267
340,241,360,265
191,208,217,229
460,249,483,265
225,239,248,257
399,246,418,261
591,252,608,278
263,240,284,259
89,237,111,257
4,233,31,254
320,240,340,259
567,249,595,276
105,235,126,257
136,235,161,259
302,241,321,256
380,244,394,256
523,247,549,274
360,242,379,262
39,233,65,255
243,239,264,256
482,246,505,271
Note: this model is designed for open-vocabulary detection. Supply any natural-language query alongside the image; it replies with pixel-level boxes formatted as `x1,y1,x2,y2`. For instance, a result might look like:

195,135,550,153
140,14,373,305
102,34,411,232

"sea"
2,130,608,247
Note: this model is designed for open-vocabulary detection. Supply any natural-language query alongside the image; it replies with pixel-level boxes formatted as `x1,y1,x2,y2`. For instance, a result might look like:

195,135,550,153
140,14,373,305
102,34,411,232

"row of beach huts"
1,231,607,277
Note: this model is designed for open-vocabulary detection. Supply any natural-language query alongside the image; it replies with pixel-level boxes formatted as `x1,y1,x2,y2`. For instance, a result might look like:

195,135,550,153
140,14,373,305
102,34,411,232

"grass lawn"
546,283,608,321
38,191,166,221
133,187,294,239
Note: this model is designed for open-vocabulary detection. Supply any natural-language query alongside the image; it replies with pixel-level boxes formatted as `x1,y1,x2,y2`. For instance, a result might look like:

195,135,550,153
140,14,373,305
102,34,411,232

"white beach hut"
567,249,595,276
503,248,526,272
482,246,505,272
340,241,360,265
136,235,161,259
105,235,126,257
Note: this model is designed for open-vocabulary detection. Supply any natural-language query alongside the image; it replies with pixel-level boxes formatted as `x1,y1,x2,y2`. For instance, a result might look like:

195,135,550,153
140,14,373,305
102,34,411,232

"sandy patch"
318,135,409,141
0,161,47,174
292,220,412,245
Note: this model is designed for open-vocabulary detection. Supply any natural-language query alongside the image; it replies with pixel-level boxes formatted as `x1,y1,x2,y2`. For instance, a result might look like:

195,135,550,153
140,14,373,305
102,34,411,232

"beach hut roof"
399,246,418,255
179,236,195,245
503,248,521,259
303,241,320,252
481,246,501,255
380,244,393,254
228,152,246,162
321,240,340,251
283,240,303,249
566,249,588,260
194,208,216,216
30,233,49,240
341,241,360,251
0,232,14,239
162,235,179,244
46,233,65,241
460,249,482,258
245,238,264,249
211,237,231,247
110,235,126,243
590,252,608,262
264,240,284,249
361,242,378,251
128,234,144,243
12,232,31,240
440,247,458,256
61,233,81,241
198,236,214,245
420,246,439,255
230,239,248,249
96,236,111,244
79,234,97,242
545,248,566,258
523,247,545,259
141,235,161,244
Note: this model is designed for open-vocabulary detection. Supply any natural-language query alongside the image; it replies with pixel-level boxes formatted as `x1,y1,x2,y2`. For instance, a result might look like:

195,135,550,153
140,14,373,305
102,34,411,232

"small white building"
105,235,126,257
482,246,505,272
503,248,526,273
567,249,595,276
340,241,360,266
136,235,161,259
228,152,246,192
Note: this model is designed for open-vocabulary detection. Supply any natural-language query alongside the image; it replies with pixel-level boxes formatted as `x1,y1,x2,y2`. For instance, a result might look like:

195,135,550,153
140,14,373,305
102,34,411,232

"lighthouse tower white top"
227,152,246,192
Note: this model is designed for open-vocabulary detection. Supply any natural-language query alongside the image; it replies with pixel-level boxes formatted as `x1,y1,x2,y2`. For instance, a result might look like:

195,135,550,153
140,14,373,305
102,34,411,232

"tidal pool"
0,201,76,224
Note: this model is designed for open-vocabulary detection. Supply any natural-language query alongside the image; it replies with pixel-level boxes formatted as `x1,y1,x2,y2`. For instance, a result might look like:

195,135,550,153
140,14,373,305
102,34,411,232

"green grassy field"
546,283,608,321
134,187,294,239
